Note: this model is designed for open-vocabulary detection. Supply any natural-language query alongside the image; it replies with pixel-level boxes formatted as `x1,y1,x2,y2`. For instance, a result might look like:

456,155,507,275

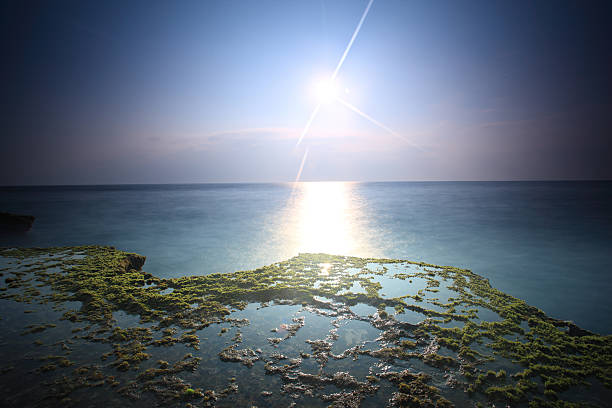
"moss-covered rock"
0,245,610,407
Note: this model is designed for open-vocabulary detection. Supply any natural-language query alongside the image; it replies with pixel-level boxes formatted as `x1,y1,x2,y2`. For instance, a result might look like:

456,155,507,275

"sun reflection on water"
281,182,378,257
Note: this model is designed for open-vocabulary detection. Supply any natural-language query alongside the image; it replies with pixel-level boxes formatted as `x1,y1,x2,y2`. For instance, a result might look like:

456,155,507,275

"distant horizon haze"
1,179,611,188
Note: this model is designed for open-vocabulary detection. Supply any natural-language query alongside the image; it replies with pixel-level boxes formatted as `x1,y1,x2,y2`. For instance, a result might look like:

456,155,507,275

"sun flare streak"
296,104,321,147
331,0,374,81
296,0,374,147
293,147,309,185
336,96,423,150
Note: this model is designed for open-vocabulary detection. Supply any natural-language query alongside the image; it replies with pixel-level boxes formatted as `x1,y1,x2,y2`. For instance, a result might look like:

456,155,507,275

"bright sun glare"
312,78,340,104
297,0,417,151
296,182,353,254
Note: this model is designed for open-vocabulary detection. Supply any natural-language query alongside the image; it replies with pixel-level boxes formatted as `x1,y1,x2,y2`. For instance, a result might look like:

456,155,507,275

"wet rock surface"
218,345,259,367
0,246,611,407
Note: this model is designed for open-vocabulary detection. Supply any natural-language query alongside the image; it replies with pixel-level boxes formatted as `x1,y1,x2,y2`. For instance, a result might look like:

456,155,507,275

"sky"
1,0,611,185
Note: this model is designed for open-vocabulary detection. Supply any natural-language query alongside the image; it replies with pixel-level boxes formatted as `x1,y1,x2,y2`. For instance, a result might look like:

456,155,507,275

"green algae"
0,245,611,407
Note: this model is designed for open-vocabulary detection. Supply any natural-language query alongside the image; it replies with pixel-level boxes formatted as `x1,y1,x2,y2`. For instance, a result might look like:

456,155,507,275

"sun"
312,77,340,105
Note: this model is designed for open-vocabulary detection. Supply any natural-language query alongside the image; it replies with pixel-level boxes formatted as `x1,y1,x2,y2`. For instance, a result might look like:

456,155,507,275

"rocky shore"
0,246,610,407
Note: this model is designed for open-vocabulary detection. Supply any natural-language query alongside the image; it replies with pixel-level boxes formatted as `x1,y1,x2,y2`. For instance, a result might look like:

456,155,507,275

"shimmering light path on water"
1,181,611,333
281,182,380,257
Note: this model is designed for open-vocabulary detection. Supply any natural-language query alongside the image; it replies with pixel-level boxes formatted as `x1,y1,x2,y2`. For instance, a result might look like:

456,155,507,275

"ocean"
1,180,611,334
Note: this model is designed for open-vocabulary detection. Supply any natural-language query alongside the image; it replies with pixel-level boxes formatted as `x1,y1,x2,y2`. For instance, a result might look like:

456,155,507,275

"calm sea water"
1,181,611,334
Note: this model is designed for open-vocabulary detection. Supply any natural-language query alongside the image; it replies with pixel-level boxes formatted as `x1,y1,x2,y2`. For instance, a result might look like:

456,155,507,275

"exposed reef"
0,245,611,407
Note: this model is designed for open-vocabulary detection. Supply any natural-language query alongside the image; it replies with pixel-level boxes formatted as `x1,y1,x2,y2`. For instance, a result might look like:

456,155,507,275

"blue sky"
2,0,611,184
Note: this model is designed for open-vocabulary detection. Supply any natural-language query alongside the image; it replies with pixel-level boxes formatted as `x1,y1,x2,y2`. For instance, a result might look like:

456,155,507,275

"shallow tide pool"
0,246,610,407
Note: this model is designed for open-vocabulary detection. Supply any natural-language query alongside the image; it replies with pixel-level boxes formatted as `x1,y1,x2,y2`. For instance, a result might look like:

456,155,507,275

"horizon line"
1,178,611,188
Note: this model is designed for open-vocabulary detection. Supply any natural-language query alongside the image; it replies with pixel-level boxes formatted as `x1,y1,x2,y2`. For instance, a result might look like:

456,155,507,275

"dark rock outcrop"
0,212,35,231
121,254,147,272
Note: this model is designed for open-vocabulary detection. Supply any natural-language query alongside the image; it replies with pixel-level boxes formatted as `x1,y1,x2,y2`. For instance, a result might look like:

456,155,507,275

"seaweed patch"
0,246,610,407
